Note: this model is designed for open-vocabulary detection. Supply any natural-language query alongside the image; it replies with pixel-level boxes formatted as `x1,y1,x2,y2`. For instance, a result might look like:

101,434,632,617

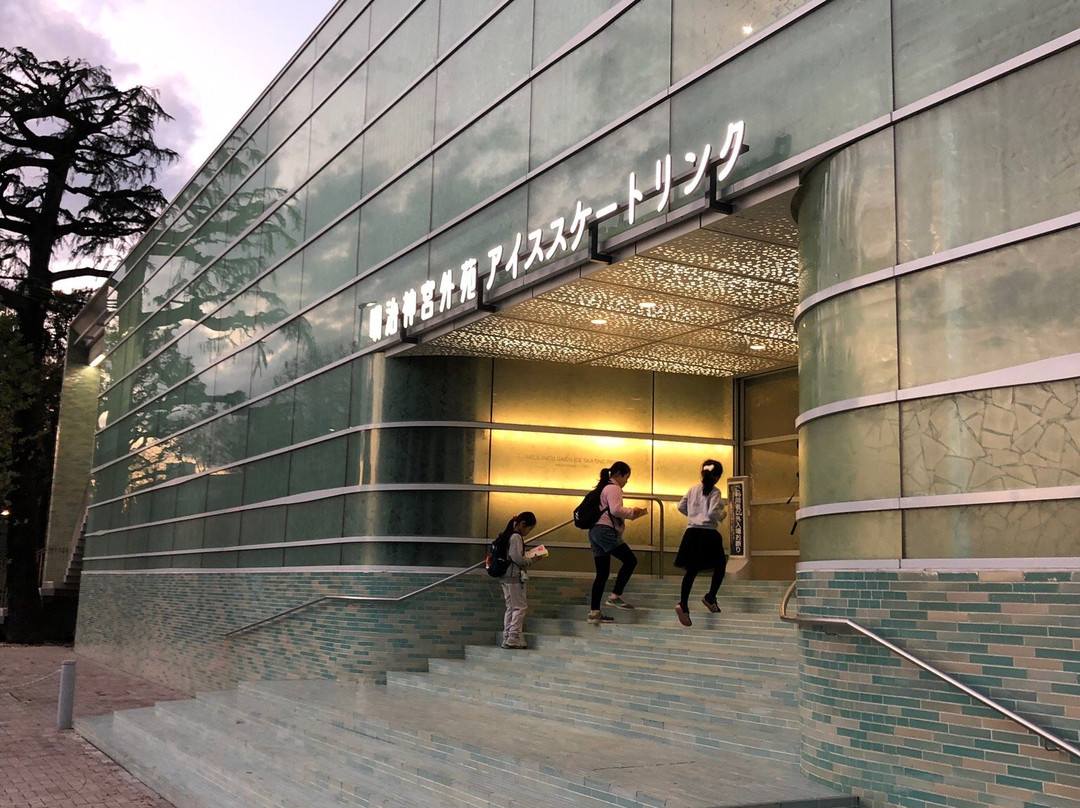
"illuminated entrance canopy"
368,120,747,342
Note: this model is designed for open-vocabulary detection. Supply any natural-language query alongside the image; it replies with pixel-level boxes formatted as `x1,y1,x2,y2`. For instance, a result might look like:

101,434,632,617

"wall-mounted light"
741,24,754,36
88,340,105,368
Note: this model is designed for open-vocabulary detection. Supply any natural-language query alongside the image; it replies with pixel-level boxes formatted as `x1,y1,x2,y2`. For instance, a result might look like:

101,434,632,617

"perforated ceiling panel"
407,191,800,378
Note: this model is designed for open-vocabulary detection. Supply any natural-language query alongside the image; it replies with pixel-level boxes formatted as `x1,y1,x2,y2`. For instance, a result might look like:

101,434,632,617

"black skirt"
674,527,726,571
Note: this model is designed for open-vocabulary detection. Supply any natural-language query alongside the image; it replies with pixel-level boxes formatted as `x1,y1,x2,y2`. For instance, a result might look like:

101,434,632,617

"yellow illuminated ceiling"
408,190,800,377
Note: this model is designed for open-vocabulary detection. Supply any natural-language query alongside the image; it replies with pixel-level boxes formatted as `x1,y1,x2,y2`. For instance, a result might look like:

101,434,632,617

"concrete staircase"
40,526,86,600
77,579,857,808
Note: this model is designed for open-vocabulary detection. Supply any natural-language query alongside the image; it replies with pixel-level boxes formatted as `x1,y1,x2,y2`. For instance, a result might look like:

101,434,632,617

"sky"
1,0,337,200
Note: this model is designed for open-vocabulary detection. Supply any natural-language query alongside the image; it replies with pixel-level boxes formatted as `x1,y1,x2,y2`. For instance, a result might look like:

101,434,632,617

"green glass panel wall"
896,45,1080,262
529,0,671,169
671,0,892,192
434,0,532,140
798,282,898,412
531,0,619,67
362,74,436,195
364,0,438,116
357,159,433,272
897,227,1080,388
892,0,1080,107
438,0,503,55
526,103,670,236
798,129,896,298
800,405,900,507
904,500,1080,559
343,490,488,537
671,0,810,82
431,89,530,229
799,510,902,561
349,354,493,424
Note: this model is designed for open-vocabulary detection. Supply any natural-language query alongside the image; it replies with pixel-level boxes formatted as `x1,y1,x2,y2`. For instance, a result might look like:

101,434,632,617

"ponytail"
700,459,723,495
597,461,631,491
497,511,537,542
594,467,612,492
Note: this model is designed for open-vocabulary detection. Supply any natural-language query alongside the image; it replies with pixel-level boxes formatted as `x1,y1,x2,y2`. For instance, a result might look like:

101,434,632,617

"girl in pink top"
586,461,648,624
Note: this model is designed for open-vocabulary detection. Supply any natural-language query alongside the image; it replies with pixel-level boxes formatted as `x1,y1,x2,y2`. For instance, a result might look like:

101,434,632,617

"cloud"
145,75,203,200
0,0,132,74
1,0,204,200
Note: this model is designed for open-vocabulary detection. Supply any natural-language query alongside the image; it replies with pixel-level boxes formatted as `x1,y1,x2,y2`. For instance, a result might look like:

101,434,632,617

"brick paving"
1,643,187,807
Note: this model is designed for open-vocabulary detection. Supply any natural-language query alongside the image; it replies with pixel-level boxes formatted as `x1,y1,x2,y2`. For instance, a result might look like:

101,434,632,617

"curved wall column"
796,40,1080,562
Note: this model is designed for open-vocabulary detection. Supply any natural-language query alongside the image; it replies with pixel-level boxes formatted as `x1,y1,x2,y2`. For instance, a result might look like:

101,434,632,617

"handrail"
225,518,574,637
779,581,1080,761
225,487,672,637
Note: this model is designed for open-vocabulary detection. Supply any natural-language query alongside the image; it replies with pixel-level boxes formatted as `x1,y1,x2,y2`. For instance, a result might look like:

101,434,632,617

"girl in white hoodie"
673,460,728,627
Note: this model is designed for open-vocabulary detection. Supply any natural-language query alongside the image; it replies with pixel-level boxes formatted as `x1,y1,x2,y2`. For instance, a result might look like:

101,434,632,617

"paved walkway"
1,643,186,807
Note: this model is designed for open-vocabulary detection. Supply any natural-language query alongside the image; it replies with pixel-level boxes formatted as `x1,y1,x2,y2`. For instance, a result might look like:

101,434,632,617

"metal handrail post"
779,581,1080,762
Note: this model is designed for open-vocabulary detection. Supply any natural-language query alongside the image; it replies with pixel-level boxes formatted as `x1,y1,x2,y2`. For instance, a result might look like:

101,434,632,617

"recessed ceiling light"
749,343,766,351
590,318,608,325
741,24,754,36
638,301,656,309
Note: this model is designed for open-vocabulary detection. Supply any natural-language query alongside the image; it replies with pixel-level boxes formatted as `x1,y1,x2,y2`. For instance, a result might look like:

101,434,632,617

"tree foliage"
0,45,177,356
0,315,39,507
0,47,175,640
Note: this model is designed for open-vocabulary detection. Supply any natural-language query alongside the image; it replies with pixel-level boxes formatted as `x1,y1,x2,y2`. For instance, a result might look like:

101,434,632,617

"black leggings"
679,565,725,612
590,543,638,610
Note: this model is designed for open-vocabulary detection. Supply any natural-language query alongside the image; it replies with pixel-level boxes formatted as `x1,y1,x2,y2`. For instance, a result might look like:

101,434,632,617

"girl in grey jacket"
498,512,537,649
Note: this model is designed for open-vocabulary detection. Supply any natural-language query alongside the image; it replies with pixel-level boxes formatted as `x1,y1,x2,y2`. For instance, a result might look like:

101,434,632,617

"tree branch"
48,267,112,283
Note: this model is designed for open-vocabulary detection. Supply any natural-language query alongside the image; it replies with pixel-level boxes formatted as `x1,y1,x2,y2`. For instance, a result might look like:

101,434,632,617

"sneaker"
606,594,635,610
587,610,615,624
675,604,692,627
701,595,722,614
502,641,527,649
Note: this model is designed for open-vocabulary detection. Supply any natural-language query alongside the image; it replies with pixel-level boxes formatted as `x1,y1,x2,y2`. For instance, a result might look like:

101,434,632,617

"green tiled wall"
75,570,586,693
797,568,1080,808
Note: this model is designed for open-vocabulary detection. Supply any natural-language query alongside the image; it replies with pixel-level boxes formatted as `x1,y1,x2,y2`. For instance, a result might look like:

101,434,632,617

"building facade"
49,1,1080,806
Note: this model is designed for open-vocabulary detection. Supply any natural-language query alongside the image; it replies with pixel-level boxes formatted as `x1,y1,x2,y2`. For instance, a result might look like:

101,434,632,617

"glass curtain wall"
82,0,899,574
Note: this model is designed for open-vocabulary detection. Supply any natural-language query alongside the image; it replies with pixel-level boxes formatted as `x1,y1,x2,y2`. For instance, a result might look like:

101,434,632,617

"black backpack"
485,533,511,577
573,487,610,529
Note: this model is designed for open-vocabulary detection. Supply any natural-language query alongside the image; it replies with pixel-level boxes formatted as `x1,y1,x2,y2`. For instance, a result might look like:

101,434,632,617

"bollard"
56,660,76,730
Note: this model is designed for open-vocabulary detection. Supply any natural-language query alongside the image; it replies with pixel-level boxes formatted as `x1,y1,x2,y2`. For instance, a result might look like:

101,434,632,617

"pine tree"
0,46,176,640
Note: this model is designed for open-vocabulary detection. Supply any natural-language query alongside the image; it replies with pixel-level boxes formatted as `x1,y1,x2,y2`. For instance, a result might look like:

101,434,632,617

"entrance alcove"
399,189,803,579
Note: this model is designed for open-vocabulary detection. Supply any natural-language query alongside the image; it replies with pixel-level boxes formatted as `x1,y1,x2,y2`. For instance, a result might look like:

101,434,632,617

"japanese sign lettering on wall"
727,476,746,557
368,120,745,341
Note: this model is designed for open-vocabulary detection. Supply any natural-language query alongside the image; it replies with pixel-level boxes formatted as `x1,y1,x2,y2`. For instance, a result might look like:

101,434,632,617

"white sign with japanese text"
368,120,745,341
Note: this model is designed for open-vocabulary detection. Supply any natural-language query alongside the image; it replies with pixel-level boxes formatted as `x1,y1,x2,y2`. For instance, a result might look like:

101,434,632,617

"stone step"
527,617,798,654
456,645,798,709
234,679,853,808
77,574,857,808
386,670,801,764
157,695,593,808
109,705,352,808
565,582,793,609
466,635,803,691
426,657,800,732
76,714,251,808
216,684,682,808
93,708,324,808
553,604,795,631
516,624,799,664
